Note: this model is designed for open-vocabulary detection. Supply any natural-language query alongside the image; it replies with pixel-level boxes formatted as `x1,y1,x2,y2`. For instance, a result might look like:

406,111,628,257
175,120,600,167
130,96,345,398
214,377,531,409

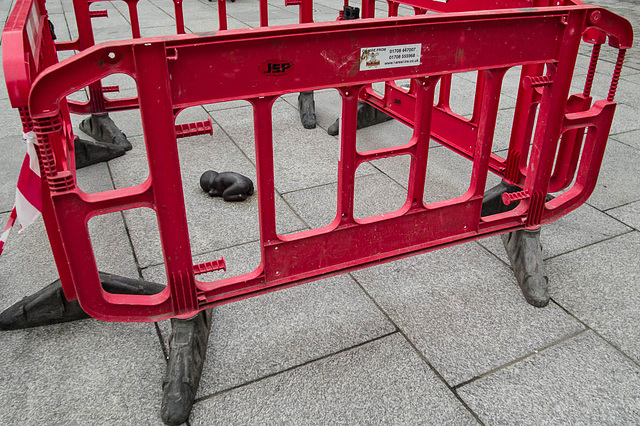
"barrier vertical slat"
504,63,545,184
407,77,436,207
134,43,196,313
471,70,486,123
260,0,268,27
468,68,507,199
173,0,185,34
252,96,279,246
218,0,228,30
126,0,142,38
524,11,584,225
337,87,360,225
436,74,452,109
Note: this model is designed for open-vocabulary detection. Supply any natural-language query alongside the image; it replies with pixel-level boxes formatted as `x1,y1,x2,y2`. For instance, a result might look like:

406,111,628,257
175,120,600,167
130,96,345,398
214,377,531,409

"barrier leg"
482,182,550,307
79,113,133,151
0,273,165,330
161,310,212,425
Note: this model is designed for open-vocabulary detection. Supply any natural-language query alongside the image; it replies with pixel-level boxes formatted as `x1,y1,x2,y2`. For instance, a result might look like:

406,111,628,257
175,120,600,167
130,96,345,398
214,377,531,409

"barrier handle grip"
585,8,633,49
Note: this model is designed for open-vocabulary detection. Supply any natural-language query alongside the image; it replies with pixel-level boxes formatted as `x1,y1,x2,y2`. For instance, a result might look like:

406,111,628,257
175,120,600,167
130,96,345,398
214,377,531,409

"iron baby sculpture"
199,170,254,201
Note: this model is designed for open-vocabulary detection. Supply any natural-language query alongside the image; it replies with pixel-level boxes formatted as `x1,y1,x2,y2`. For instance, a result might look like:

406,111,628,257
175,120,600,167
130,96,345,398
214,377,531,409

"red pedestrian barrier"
3,0,634,322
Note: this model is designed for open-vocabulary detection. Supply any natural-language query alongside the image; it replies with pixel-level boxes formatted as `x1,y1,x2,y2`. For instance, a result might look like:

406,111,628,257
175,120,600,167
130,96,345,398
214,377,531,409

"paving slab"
47,12,71,42
354,113,420,153
189,333,478,425
1,0,639,423
0,98,22,139
422,146,503,205
0,320,166,425
0,133,25,213
585,138,640,210
547,231,640,363
351,243,584,386
611,128,640,150
457,330,640,425
185,16,251,33
478,202,632,263
0,51,7,100
606,200,640,230
490,107,517,153
606,102,640,135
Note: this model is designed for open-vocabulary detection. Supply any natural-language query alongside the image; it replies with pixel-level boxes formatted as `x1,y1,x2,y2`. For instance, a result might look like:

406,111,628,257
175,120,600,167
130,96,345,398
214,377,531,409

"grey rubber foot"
327,102,393,136
502,229,550,307
298,91,317,129
75,137,126,169
0,272,165,330
79,113,133,151
161,309,212,425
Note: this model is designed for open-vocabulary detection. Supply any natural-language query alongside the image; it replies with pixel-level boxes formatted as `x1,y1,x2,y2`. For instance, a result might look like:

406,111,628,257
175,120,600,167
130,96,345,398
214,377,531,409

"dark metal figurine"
199,170,254,201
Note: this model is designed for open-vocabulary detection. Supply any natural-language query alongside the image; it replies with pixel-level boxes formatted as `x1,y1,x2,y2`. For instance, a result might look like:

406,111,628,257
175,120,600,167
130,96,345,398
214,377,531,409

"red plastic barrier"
3,0,633,322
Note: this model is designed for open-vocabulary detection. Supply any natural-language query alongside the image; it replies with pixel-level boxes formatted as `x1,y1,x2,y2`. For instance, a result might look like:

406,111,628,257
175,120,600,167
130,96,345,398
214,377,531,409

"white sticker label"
359,43,422,71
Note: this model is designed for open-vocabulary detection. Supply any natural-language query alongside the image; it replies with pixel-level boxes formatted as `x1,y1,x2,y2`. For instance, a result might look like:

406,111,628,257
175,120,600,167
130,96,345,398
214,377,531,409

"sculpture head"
199,170,219,195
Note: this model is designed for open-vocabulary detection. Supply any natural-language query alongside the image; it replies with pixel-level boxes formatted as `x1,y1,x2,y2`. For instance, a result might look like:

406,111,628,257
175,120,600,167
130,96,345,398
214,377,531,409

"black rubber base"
482,181,550,308
0,272,165,330
298,91,317,129
75,137,126,169
327,101,393,136
161,309,213,425
79,113,133,152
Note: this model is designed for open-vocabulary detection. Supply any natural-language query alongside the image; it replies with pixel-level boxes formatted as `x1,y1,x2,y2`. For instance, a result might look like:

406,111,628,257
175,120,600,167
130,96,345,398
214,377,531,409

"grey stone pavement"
1,0,640,424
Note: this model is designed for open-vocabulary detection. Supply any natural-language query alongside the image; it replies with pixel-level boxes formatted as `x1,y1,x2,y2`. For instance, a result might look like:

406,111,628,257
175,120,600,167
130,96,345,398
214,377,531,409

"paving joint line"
600,197,640,212
542,228,636,262
548,296,640,369
452,327,589,390
347,272,485,425
192,330,400,405
600,209,639,232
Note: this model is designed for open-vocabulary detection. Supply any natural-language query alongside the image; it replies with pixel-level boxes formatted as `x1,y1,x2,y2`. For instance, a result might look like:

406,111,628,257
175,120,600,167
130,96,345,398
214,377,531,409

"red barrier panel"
3,0,633,322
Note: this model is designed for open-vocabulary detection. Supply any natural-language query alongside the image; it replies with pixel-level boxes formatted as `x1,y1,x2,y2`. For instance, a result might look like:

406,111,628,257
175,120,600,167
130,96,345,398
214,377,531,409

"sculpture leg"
298,91,317,129
482,181,550,307
0,272,165,330
161,309,212,425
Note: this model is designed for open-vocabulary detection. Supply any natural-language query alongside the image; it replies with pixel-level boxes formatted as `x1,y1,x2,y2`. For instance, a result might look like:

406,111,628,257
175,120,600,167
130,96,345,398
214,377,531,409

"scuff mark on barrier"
321,49,360,76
